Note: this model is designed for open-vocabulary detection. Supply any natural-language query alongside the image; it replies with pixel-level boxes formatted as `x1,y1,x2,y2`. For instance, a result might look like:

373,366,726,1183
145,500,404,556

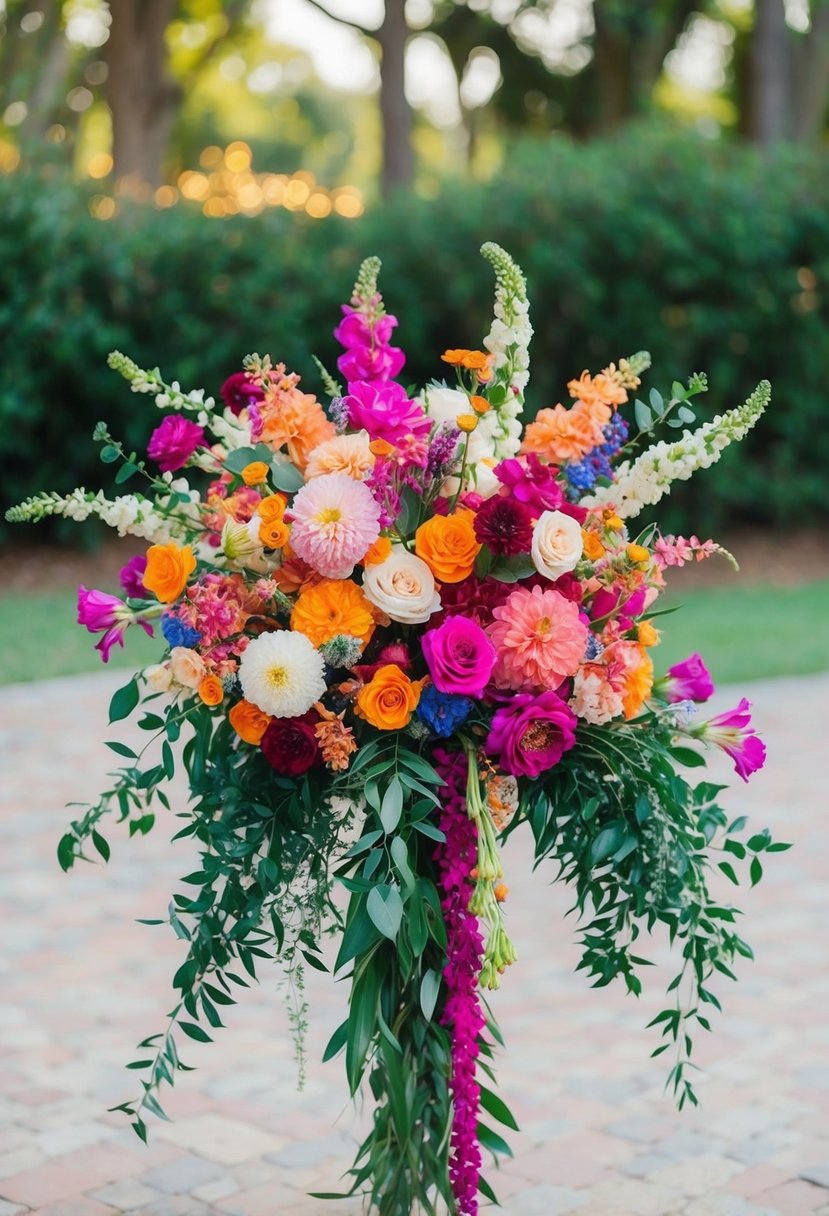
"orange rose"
229,698,272,744
259,517,290,549
456,414,478,433
415,511,481,584
469,395,490,415
198,674,224,706
143,542,196,604
242,461,270,486
362,535,393,567
355,664,423,731
637,620,660,648
581,529,605,561
258,493,287,521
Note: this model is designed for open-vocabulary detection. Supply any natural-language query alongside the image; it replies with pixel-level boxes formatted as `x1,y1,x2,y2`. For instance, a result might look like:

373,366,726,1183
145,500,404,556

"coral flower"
258,368,335,471
521,400,604,464
355,664,424,730
291,578,375,650
415,511,481,584
615,642,654,719
288,472,381,580
304,431,375,481
488,583,588,691
313,702,357,771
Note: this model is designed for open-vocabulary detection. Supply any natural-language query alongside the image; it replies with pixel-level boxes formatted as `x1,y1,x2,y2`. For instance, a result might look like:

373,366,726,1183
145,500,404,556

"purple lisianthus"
486,690,578,779
119,554,148,599
147,415,205,473
344,380,431,446
422,617,496,699
220,371,265,417
664,653,715,703
77,585,153,663
695,697,767,782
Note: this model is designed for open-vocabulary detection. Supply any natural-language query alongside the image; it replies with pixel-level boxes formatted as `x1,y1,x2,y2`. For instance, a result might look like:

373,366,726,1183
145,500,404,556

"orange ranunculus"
142,542,196,604
581,529,606,562
198,674,225,707
441,348,475,366
521,400,604,465
229,698,272,745
259,493,287,521
415,511,481,584
369,438,395,458
626,543,650,565
242,461,270,486
637,620,660,648
567,370,628,422
622,647,653,720
355,664,423,731
259,517,290,549
469,395,491,415
291,578,375,649
456,414,479,433
362,535,392,567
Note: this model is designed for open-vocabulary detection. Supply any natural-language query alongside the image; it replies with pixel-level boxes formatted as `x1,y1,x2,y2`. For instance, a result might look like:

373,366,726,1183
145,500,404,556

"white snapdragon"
583,381,770,519
480,243,533,460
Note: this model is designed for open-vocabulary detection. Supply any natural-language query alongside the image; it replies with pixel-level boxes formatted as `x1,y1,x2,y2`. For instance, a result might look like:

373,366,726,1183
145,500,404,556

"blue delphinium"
417,685,473,738
161,613,202,649
565,412,629,495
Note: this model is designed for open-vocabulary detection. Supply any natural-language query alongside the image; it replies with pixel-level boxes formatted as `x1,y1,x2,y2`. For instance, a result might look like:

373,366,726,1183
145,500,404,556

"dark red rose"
220,372,265,417
261,711,321,776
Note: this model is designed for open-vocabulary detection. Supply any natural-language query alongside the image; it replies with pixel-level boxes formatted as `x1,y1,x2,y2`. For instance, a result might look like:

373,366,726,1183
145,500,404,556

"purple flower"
486,690,578,778
664,653,715,703
344,380,431,446
422,617,496,699
77,585,153,663
220,372,265,417
425,422,461,484
696,697,767,782
119,554,148,599
147,415,205,473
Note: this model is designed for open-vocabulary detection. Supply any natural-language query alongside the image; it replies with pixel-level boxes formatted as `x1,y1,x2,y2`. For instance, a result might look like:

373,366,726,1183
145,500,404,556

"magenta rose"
147,415,205,473
664,653,715,703
486,690,578,778
422,617,496,699
220,371,265,416
261,711,321,777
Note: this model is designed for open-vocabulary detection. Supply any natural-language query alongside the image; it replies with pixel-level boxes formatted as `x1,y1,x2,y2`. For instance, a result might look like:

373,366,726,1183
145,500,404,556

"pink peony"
344,381,431,446
486,690,578,778
288,471,381,580
488,583,588,692
422,617,497,699
147,415,205,473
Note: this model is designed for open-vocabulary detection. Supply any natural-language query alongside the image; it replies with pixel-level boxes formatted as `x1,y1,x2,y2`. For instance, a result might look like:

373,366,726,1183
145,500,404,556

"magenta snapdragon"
335,302,405,382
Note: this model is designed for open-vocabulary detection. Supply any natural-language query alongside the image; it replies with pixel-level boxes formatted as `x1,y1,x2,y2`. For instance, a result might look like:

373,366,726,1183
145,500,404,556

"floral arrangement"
8,245,782,1215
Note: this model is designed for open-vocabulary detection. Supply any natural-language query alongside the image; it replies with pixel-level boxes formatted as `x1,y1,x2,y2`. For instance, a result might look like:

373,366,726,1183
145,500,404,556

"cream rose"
421,384,469,426
531,510,583,581
169,646,205,689
361,548,441,625
144,663,172,693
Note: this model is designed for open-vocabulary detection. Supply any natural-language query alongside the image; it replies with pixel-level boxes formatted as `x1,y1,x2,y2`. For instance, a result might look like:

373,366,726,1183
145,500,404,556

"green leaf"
57,833,76,872
634,399,652,431
676,405,696,423
105,740,137,759
335,896,382,970
322,1019,349,1062
413,820,445,843
346,953,385,1092
671,380,686,400
380,777,404,834
366,885,403,940
589,824,624,865
390,835,415,891
480,1084,520,1131
419,968,441,1021
270,462,305,492
489,552,537,584
750,857,763,887
648,387,664,412
91,830,111,863
474,545,493,580
115,461,139,484
222,443,272,474
179,1021,212,1043
718,861,740,885
670,746,706,768
478,1176,499,1203
109,678,139,724
477,1121,513,1158
301,949,329,973
161,740,175,781
99,444,120,463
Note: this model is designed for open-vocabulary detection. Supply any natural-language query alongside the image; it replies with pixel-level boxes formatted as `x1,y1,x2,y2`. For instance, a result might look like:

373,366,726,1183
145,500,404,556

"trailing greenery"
3,125,829,536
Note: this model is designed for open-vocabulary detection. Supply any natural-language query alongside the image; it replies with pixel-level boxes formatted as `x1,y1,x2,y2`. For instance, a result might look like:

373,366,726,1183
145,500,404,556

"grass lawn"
1,579,827,689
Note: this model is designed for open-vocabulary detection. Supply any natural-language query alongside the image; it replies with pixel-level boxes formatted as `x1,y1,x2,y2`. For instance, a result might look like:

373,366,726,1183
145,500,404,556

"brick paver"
1,670,827,1214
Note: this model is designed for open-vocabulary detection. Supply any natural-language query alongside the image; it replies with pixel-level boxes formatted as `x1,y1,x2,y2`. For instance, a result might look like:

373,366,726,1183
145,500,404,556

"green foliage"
2,126,828,537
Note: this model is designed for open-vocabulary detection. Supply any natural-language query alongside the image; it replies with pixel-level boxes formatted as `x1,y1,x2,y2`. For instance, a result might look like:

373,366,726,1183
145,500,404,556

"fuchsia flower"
422,617,496,698
695,697,767,782
664,653,715,703
77,586,153,663
220,372,265,417
486,690,578,778
147,415,205,473
335,307,406,382
119,554,148,599
344,380,431,447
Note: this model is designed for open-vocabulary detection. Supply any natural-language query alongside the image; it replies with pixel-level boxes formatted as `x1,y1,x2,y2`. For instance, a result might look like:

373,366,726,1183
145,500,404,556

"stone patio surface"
1,669,827,1216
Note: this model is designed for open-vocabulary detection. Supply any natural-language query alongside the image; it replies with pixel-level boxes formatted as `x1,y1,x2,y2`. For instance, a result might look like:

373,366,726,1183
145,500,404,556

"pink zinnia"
288,471,381,580
488,583,588,691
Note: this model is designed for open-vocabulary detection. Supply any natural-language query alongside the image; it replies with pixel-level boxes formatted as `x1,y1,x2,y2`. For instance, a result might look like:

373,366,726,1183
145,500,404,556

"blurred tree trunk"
791,2,829,143
377,0,414,196
104,0,180,189
745,0,791,143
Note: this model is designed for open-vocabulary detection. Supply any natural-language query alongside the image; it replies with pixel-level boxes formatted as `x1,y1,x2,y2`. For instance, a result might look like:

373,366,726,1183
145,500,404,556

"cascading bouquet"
8,244,781,1215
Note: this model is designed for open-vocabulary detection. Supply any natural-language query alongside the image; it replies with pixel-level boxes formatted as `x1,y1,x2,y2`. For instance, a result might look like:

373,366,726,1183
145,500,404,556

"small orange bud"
369,438,395,458
469,394,491,415
627,543,650,565
494,882,509,902
258,493,287,521
606,513,624,530
456,414,479,433
470,866,479,880
362,535,392,567
637,620,660,647
241,461,270,486
581,529,605,561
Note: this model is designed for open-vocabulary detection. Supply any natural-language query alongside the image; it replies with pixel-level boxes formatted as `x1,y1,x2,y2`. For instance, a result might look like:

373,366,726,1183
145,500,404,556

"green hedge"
3,125,828,539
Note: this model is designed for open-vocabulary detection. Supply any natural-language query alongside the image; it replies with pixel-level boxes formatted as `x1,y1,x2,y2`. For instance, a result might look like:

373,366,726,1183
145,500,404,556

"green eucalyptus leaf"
366,885,403,940
419,968,441,1022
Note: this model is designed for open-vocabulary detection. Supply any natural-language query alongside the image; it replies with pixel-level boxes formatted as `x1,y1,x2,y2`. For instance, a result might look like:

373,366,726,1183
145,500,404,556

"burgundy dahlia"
473,495,534,556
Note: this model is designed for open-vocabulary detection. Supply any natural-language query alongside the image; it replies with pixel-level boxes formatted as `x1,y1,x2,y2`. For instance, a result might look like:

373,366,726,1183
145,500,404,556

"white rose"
421,384,469,427
362,548,441,624
531,510,583,581
144,663,172,693
169,646,205,689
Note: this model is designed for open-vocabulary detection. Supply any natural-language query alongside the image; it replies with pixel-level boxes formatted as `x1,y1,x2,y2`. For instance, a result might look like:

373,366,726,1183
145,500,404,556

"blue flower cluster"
416,685,473,738
161,613,202,650
565,412,629,494
584,633,604,661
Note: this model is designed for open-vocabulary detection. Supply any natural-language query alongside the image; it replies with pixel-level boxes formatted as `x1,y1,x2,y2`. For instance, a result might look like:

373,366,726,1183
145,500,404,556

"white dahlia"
238,630,326,718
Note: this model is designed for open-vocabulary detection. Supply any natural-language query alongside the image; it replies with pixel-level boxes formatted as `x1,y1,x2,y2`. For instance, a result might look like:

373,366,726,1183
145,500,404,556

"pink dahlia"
488,583,588,692
288,471,381,580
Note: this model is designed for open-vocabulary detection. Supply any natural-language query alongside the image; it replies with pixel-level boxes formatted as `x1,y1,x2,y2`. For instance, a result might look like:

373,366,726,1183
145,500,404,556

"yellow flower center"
266,664,289,688
535,616,552,637
315,507,342,525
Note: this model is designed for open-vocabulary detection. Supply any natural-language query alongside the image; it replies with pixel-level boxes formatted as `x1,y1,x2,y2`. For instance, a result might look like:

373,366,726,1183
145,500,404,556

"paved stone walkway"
1,670,827,1216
